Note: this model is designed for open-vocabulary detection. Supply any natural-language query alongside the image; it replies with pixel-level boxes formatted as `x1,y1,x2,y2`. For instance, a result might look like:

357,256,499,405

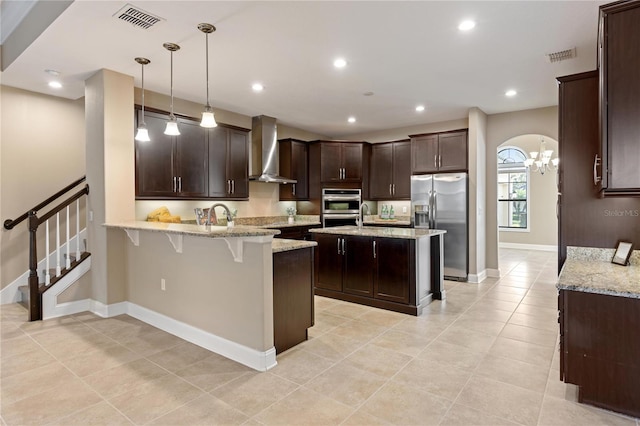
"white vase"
288,216,294,224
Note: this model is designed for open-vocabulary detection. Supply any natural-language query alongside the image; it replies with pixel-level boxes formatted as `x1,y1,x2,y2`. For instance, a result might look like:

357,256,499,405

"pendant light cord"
170,50,175,118
205,32,210,108
141,63,146,125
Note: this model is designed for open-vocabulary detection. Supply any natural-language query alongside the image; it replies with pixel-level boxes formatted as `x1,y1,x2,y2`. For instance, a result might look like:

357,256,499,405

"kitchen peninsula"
557,246,640,418
311,226,446,315
104,221,314,371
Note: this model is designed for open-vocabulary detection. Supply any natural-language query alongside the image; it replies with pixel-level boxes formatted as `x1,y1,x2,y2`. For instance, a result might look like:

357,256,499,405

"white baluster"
45,220,50,285
56,212,61,276
66,206,71,269
76,201,81,259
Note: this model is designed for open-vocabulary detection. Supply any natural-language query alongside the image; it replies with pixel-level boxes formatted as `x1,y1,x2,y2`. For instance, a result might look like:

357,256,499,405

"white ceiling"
0,1,606,137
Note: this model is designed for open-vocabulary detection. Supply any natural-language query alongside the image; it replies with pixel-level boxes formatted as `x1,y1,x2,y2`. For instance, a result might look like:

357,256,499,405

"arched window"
498,147,529,230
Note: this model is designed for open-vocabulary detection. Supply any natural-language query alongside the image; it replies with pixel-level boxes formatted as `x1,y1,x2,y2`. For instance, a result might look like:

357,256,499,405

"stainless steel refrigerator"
411,173,468,281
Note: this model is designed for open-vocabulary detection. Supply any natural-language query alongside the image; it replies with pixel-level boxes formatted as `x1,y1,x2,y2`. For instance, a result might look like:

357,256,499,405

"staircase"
3,177,90,321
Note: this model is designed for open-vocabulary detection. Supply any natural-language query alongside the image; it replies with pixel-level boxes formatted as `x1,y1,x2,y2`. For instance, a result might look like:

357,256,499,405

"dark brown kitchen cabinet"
559,289,640,418
273,246,314,354
370,140,411,200
557,70,640,272
313,233,416,314
208,127,249,199
315,233,343,292
410,130,468,174
374,238,412,304
279,139,308,201
135,110,208,198
342,236,374,297
314,141,364,182
598,1,640,195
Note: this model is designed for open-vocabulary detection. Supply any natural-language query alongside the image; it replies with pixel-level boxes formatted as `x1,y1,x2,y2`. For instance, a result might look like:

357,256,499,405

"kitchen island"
557,246,640,418
104,221,315,371
310,226,446,315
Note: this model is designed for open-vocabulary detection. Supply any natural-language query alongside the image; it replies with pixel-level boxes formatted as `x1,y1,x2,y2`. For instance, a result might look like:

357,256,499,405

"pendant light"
134,57,151,142
163,42,181,136
198,23,218,128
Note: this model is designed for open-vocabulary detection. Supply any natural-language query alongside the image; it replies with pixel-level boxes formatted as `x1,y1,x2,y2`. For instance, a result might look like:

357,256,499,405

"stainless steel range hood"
249,115,296,184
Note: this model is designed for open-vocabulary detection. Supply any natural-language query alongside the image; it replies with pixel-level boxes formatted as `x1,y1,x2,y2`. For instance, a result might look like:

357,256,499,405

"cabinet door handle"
337,238,341,255
342,238,345,255
439,155,442,168
173,177,177,192
434,154,438,168
392,184,396,195
389,184,392,195
373,241,376,258
178,176,182,192
593,154,602,186
231,180,235,194
292,183,296,196
227,180,231,194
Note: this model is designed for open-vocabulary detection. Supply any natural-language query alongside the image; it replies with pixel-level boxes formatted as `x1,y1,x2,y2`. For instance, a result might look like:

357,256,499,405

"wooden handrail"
37,185,89,225
3,176,86,230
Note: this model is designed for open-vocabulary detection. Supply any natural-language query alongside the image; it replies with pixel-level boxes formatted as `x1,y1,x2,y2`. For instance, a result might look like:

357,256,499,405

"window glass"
498,147,529,230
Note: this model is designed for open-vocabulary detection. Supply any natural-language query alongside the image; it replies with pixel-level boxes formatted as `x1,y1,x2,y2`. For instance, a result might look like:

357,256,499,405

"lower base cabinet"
273,247,314,354
559,289,640,418
314,233,416,314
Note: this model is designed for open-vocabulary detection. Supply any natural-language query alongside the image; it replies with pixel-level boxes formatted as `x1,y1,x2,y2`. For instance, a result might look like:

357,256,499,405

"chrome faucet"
206,203,234,227
358,202,370,228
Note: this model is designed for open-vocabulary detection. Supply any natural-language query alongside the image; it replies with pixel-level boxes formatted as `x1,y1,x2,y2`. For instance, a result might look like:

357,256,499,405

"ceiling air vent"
546,47,576,63
114,4,164,30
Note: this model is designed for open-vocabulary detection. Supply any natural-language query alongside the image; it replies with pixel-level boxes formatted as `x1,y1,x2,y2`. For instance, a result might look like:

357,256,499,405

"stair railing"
3,176,89,321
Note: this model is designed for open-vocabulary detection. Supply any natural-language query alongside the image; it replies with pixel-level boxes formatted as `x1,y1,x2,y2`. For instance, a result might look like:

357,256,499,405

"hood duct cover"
249,115,296,184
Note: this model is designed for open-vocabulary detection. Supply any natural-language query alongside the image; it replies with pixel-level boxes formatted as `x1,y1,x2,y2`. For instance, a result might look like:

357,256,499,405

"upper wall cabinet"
136,110,208,198
135,108,249,200
410,130,468,174
369,140,411,200
598,1,640,195
208,126,249,200
279,138,309,201
312,141,365,182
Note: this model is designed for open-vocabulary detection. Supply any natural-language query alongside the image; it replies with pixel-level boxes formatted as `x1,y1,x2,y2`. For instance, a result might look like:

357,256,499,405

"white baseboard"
126,302,277,372
487,268,501,278
499,242,557,252
468,269,488,283
90,300,128,318
44,299,91,319
1,229,87,305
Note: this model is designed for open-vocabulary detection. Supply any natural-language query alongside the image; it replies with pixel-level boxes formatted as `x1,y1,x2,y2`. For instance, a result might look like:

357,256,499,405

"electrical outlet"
89,211,94,222
402,206,407,214
161,278,166,291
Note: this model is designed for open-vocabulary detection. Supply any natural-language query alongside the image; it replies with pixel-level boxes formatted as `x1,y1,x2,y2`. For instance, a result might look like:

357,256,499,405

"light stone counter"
311,225,445,239
105,220,279,238
557,246,640,298
272,239,317,253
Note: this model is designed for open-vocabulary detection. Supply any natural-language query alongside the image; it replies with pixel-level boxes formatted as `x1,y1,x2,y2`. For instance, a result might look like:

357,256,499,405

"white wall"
498,134,558,248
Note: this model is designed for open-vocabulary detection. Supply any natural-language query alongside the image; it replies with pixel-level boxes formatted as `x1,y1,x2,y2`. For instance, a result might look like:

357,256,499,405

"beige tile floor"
1,248,639,425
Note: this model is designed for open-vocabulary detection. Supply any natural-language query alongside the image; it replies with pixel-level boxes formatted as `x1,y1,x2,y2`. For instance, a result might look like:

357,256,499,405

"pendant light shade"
134,57,151,142
198,23,218,128
163,42,181,136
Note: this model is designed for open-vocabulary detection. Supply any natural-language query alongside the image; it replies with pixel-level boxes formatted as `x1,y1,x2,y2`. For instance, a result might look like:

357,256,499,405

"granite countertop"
260,221,321,229
105,221,279,238
557,246,640,299
272,238,317,253
310,225,445,239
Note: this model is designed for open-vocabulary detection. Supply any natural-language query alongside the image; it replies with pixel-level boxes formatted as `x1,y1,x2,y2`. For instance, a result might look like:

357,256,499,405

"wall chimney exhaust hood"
249,115,296,184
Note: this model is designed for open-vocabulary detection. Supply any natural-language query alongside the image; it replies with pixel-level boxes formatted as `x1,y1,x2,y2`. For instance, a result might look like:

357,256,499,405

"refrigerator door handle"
432,190,438,228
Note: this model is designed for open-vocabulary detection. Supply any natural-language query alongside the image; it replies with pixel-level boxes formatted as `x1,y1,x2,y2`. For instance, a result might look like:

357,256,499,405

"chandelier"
524,137,558,175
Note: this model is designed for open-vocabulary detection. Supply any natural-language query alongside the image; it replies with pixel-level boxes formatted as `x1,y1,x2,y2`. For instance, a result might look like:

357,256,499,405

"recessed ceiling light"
363,91,374,97
45,69,61,76
458,20,476,31
334,58,347,68
252,83,264,92
348,116,356,123
505,89,517,97
415,105,425,112
48,81,63,89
